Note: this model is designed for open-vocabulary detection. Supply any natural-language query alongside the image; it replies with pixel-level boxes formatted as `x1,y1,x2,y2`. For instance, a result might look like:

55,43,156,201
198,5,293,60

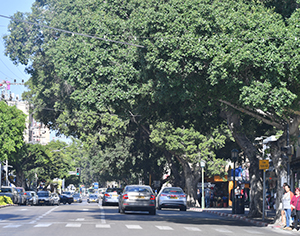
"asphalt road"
0,200,293,236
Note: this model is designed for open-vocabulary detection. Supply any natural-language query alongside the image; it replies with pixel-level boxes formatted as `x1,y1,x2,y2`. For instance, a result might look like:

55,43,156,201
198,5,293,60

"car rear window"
106,188,122,194
162,188,184,194
0,188,12,193
37,192,50,197
126,186,151,193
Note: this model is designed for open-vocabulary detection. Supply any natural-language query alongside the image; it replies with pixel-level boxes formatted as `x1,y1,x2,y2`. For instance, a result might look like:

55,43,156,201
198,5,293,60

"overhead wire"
0,14,145,48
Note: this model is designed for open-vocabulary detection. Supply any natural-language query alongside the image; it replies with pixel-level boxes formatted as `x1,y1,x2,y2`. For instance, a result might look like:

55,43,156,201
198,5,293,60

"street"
0,201,292,236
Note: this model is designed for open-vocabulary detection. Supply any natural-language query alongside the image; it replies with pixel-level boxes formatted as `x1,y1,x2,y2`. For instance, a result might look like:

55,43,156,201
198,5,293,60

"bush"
0,196,13,205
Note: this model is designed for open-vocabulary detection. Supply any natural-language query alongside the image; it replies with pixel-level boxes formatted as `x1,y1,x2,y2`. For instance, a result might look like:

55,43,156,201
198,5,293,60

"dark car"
60,191,74,204
37,191,54,205
24,191,38,205
118,185,156,215
15,187,27,205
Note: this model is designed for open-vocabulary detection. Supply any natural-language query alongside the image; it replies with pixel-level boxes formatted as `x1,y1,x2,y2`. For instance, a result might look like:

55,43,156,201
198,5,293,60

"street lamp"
200,160,206,210
231,149,238,214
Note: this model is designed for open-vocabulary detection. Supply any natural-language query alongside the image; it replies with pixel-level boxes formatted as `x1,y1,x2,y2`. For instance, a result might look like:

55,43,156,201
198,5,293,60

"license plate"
40,201,44,203
136,196,145,199
170,197,178,199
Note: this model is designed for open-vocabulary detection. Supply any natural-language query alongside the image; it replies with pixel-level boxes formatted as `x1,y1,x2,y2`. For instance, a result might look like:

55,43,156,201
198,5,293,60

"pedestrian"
281,182,288,226
197,189,201,207
205,187,210,208
282,184,294,230
291,188,300,231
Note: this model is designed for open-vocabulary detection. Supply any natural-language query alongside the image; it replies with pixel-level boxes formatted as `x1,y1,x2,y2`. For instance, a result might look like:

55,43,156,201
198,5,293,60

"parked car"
73,193,82,203
102,187,122,206
15,187,27,205
0,186,18,204
118,185,156,215
60,191,74,204
37,191,54,205
24,191,38,205
87,194,99,203
156,187,187,211
51,193,60,205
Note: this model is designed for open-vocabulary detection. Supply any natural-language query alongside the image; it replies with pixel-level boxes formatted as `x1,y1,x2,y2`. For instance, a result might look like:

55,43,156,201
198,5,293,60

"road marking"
82,209,89,211
215,228,232,233
126,225,142,229
98,205,106,224
156,226,174,230
19,209,28,211
76,218,85,221
96,224,111,228
66,223,81,227
34,223,52,227
3,225,21,228
184,227,201,231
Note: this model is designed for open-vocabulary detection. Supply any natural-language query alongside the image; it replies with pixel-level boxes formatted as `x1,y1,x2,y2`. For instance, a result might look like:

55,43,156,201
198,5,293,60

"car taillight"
161,194,167,197
123,194,128,200
180,195,186,198
105,193,110,197
24,193,27,195
150,195,155,200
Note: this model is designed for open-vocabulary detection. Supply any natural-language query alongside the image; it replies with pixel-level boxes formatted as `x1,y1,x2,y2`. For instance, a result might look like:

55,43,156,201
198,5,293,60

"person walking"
282,184,294,230
281,182,288,226
291,188,300,231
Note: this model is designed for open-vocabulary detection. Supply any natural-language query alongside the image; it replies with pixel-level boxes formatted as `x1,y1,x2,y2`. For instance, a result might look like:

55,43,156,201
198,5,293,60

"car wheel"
149,209,156,215
180,206,187,211
63,201,67,205
68,202,71,205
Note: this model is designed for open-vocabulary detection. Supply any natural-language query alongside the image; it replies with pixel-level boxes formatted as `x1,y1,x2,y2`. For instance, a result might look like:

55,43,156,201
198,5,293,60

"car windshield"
162,188,184,194
73,193,80,197
16,189,23,193
90,195,97,198
126,186,150,193
63,192,72,195
106,188,122,194
37,192,50,197
0,188,12,193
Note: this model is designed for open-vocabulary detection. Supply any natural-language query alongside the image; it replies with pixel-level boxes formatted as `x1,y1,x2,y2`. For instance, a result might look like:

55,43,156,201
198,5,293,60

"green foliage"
0,196,13,205
0,101,26,161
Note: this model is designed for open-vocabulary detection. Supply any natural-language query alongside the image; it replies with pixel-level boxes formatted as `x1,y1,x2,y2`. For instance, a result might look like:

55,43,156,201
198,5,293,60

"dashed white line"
3,225,21,228
215,228,233,233
76,218,85,221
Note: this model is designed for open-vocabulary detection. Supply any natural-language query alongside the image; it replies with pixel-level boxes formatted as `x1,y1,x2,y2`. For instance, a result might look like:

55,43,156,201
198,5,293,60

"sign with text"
259,160,269,170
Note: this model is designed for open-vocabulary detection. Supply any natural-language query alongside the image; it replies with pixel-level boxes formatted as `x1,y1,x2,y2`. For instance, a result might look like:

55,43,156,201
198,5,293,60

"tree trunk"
177,156,200,207
223,109,262,217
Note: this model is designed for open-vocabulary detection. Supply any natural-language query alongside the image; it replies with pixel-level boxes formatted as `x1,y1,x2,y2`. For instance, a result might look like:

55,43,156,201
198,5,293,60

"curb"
189,208,268,227
0,204,15,209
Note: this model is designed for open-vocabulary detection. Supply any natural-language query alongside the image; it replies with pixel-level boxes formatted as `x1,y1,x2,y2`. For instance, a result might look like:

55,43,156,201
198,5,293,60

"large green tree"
4,0,300,217
0,101,26,161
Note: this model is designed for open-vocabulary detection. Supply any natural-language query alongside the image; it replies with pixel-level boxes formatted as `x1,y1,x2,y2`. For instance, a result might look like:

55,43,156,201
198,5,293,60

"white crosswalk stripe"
184,226,202,231
96,224,111,228
3,225,21,228
156,226,174,230
215,228,233,233
65,223,81,227
34,223,52,227
126,225,143,229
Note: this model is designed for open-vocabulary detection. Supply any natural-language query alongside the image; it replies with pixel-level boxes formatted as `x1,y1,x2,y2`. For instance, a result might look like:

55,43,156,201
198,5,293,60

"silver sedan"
156,187,187,211
118,185,156,215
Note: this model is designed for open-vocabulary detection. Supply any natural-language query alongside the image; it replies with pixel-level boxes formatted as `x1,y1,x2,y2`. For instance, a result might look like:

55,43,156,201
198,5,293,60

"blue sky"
0,0,71,143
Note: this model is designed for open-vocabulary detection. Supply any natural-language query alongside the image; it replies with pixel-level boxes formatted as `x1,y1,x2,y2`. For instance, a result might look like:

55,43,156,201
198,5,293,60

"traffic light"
76,168,81,176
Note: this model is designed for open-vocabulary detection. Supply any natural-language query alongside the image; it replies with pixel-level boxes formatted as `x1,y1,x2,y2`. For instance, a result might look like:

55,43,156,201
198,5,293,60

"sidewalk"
189,207,276,227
